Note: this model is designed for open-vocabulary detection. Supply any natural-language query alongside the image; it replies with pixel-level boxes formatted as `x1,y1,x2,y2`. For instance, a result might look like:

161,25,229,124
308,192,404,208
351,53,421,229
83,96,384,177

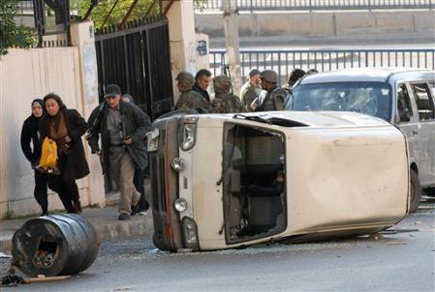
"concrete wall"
166,0,198,103
0,22,104,219
195,10,435,38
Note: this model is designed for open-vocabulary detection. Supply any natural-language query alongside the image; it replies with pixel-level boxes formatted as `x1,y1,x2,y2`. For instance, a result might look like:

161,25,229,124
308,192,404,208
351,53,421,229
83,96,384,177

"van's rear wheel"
409,170,421,213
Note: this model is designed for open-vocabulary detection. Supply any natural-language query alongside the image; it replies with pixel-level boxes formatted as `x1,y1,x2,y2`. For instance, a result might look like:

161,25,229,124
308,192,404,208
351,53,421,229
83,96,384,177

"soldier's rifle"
86,101,107,172
220,62,234,94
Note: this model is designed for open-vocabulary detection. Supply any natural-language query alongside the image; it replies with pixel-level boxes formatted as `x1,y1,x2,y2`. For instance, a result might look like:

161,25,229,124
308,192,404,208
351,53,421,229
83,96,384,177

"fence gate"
95,16,173,120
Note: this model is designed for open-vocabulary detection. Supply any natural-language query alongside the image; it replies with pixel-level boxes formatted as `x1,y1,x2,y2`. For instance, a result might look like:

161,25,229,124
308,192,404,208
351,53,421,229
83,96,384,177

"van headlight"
174,198,187,212
171,157,185,172
180,117,198,151
182,217,199,250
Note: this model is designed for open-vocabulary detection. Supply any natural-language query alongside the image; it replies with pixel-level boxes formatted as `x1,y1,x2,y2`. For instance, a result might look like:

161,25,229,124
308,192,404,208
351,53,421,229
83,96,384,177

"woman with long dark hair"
39,93,90,213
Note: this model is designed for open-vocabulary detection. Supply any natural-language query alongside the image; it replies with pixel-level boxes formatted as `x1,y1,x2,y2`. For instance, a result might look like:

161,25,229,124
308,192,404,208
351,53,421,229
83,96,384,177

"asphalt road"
1,201,434,292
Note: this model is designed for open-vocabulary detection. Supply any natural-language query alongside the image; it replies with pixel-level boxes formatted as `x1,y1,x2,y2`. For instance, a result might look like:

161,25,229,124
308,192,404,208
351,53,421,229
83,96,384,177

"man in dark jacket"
20,98,48,215
88,84,151,220
192,69,212,102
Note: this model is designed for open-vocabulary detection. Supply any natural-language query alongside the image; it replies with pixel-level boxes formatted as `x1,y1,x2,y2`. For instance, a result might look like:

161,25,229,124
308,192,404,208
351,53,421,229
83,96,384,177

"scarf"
49,111,70,155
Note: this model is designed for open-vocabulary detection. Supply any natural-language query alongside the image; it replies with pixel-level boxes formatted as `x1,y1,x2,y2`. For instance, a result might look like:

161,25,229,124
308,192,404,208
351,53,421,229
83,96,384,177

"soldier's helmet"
176,72,195,89
214,75,232,94
261,70,279,83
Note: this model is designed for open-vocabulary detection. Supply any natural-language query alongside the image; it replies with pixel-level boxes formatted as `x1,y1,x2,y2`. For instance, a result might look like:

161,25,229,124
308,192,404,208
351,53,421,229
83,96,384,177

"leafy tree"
75,0,207,29
0,0,36,57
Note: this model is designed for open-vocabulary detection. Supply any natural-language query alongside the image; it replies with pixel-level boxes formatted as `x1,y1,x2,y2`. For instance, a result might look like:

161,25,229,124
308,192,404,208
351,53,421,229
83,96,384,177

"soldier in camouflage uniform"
211,75,243,114
251,70,288,111
240,69,262,112
174,72,211,113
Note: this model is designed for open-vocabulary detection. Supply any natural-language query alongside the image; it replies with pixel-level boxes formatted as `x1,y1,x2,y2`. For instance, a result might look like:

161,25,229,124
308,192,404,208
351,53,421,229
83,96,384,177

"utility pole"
222,0,242,95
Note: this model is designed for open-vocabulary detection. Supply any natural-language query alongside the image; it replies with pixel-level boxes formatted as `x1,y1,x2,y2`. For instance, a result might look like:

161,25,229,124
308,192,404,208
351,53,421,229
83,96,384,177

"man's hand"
124,138,133,145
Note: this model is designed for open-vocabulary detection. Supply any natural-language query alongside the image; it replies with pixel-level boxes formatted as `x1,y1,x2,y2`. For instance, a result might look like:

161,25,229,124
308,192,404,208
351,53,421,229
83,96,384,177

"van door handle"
412,130,418,136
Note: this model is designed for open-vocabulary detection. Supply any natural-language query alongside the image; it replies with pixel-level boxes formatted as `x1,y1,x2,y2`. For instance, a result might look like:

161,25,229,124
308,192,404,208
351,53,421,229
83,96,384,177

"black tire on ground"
409,170,422,213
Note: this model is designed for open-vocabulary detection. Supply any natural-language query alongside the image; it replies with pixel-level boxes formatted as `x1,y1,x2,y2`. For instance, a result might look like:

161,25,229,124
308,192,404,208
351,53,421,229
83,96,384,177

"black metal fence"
210,49,435,84
196,0,435,11
95,16,173,120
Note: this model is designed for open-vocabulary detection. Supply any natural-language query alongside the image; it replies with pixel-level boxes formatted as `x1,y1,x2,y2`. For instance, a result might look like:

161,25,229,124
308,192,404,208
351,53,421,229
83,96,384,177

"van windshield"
286,82,392,121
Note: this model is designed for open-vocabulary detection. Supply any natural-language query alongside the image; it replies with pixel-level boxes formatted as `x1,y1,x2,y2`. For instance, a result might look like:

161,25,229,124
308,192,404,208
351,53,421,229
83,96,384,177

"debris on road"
387,241,407,246
23,275,71,283
0,252,12,259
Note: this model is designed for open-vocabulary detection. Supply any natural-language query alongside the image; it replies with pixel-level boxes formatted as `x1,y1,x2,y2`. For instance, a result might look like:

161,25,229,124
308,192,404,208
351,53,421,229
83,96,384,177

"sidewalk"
0,207,154,253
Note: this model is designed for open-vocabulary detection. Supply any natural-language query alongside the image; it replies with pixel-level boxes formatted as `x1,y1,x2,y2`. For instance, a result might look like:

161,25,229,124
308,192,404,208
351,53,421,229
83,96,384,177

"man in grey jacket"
88,84,151,220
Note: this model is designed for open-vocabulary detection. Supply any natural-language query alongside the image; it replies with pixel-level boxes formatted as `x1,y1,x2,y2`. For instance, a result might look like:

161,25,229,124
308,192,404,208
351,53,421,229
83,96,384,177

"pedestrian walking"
122,94,150,215
251,70,288,111
175,72,211,113
39,93,89,213
193,69,212,102
20,98,49,215
87,84,151,221
240,69,262,112
211,75,243,114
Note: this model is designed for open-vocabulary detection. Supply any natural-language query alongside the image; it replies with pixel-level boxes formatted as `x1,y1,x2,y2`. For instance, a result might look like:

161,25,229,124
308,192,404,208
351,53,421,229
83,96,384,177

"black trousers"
133,168,149,211
34,169,48,212
47,175,79,213
47,157,80,213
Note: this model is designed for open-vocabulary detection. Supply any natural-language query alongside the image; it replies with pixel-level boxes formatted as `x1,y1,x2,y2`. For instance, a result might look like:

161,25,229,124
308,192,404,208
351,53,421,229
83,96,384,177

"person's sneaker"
118,213,131,221
138,211,147,216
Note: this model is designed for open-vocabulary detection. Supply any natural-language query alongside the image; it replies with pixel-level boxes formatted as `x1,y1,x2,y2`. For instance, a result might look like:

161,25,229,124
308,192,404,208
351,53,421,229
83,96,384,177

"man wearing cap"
251,70,288,111
211,75,243,114
239,69,262,112
87,84,151,221
174,72,211,113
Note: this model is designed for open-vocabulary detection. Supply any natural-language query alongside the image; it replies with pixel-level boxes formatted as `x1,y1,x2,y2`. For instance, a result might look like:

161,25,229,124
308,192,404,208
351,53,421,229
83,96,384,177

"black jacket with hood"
20,115,42,165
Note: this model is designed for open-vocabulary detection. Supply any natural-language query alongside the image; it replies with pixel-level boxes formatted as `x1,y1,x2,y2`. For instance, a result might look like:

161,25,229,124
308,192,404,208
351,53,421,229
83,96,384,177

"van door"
408,82,435,187
395,83,419,166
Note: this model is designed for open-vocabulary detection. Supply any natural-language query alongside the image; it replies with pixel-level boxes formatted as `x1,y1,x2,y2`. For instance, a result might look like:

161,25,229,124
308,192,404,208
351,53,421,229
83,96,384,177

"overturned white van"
147,111,410,252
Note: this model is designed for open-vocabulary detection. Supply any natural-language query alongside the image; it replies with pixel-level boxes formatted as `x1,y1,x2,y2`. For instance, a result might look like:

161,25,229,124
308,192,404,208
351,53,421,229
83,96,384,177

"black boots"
73,200,83,214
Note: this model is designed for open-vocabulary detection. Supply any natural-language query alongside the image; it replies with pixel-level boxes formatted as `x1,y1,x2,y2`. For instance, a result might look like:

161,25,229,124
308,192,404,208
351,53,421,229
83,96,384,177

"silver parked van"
286,68,435,212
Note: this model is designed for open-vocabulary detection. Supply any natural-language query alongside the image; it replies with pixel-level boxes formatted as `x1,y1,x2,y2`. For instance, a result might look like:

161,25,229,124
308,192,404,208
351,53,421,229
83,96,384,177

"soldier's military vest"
260,87,289,111
175,90,211,113
212,93,243,114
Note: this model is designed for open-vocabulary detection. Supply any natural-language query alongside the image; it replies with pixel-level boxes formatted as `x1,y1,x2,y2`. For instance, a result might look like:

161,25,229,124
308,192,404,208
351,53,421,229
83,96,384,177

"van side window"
411,83,435,121
397,84,413,123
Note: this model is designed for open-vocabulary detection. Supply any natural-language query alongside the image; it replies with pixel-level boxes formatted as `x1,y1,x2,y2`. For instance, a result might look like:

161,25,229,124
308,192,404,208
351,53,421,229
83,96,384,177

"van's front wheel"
409,170,421,213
